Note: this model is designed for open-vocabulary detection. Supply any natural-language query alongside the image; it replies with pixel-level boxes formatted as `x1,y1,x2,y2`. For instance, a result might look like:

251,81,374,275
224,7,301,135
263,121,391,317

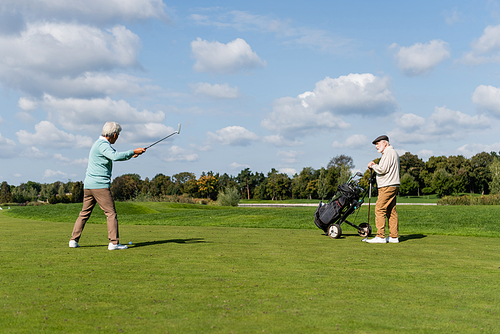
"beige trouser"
71,188,120,244
375,186,399,238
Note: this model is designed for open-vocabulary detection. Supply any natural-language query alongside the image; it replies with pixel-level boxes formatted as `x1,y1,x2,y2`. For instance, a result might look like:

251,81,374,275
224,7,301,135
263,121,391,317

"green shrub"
438,194,500,205
217,187,241,206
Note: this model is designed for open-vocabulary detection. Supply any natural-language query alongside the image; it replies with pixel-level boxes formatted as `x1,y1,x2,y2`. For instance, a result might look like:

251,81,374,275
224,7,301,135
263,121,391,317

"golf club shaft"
144,124,181,150
368,169,373,223
145,132,177,149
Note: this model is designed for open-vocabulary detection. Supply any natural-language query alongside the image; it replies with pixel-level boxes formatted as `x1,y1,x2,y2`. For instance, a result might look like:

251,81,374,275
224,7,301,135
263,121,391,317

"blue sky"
2,0,500,185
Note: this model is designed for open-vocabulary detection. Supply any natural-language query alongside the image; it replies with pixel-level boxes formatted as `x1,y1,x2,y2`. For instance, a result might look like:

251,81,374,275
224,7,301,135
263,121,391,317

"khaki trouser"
71,188,119,244
375,186,399,238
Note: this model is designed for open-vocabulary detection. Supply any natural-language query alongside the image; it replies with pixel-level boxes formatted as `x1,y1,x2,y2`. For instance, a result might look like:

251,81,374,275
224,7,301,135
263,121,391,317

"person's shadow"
130,238,206,248
319,233,427,242
79,238,206,248
399,234,426,242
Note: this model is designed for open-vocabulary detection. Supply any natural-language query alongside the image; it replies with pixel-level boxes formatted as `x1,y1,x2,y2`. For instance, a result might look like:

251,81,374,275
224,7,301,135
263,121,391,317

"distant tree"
40,183,57,201
265,169,291,200
218,173,238,193
317,167,329,200
432,169,454,197
489,158,500,194
400,152,425,195
469,152,494,194
327,154,355,170
71,181,84,203
197,174,218,200
150,173,176,196
172,172,196,194
292,167,315,199
0,181,13,204
399,173,419,196
111,175,138,201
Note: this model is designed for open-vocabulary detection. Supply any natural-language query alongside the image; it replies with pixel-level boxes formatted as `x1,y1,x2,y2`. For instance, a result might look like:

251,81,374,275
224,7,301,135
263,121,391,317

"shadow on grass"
131,238,207,248
399,234,427,242
317,233,427,243
78,238,207,249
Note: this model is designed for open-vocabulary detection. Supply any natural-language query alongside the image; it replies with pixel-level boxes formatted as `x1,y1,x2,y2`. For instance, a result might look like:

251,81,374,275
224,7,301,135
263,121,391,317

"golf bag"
314,172,372,239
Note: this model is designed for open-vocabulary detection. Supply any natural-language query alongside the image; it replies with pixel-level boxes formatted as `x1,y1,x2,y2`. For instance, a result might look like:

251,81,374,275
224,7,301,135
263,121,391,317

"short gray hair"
101,122,122,137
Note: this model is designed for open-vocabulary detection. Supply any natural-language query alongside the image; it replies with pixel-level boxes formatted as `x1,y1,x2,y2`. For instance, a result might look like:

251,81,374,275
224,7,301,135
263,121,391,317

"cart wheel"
358,223,372,237
327,223,342,239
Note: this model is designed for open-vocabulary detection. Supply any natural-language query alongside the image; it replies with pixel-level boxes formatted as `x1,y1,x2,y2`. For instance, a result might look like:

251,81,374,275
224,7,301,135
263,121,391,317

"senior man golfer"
365,135,400,244
69,122,145,250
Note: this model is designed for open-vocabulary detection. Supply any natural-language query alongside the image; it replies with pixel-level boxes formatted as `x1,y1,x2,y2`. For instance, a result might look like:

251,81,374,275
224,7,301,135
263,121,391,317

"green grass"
240,194,440,204
1,203,500,333
4,201,500,237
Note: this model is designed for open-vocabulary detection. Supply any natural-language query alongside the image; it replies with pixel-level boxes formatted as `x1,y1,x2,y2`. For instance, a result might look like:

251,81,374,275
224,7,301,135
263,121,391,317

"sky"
2,0,500,185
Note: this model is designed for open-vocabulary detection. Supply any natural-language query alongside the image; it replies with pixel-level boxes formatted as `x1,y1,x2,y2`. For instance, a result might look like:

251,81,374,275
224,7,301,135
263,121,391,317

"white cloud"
207,126,259,146
394,113,426,129
332,134,368,149
457,143,500,157
279,167,297,175
460,25,500,64
390,107,491,144
0,132,16,158
20,146,48,159
190,9,353,54
0,22,142,97
262,135,303,147
417,149,434,159
3,0,169,28
262,73,397,140
40,94,165,133
16,121,93,148
14,111,38,123
391,40,451,76
427,106,490,135
18,97,37,111
472,85,500,117
161,146,198,162
230,162,250,170
190,82,241,99
443,8,463,26
277,150,304,163
43,169,68,179
191,38,267,74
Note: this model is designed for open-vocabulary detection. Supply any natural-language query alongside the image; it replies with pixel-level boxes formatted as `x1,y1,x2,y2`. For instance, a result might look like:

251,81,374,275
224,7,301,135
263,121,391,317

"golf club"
144,123,181,150
362,169,374,242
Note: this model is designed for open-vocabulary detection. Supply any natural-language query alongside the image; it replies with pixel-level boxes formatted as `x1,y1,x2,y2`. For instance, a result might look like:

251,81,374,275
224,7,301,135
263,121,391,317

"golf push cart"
314,171,375,239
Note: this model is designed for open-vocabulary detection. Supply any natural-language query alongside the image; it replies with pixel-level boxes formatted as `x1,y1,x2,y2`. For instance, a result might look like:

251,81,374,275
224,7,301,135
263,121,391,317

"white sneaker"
69,240,79,248
365,236,387,244
108,243,128,250
387,237,399,243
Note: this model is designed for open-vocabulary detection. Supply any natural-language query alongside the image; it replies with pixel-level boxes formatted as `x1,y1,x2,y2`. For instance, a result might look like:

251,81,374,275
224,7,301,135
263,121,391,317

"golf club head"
355,171,363,177
177,123,181,134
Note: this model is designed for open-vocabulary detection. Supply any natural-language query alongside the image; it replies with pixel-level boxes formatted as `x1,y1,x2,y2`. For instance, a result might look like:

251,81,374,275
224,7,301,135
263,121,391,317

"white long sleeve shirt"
371,145,400,188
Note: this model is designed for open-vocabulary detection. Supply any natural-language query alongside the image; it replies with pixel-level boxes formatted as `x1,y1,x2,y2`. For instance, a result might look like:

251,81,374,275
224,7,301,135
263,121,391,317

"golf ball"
129,241,133,245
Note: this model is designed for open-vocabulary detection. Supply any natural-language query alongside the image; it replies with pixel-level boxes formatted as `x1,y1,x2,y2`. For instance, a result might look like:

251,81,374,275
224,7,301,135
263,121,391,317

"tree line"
2,151,500,204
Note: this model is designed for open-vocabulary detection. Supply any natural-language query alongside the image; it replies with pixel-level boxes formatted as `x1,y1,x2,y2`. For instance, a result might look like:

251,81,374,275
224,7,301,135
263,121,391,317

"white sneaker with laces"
365,236,387,244
108,243,128,250
69,240,79,248
387,237,399,243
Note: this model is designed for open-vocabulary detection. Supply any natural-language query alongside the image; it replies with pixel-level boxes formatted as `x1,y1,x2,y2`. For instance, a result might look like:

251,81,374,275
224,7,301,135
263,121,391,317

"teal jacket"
84,137,134,189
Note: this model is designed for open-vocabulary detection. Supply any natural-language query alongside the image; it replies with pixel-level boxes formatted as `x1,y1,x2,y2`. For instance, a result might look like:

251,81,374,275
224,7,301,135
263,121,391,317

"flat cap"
372,135,389,145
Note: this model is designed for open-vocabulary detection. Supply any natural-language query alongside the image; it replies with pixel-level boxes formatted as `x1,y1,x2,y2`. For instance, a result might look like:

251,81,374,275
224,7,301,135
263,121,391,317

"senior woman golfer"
69,122,145,250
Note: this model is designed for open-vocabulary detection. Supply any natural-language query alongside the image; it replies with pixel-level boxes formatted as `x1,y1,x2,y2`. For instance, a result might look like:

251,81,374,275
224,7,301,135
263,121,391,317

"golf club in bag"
145,123,181,150
313,171,376,239
362,169,375,241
